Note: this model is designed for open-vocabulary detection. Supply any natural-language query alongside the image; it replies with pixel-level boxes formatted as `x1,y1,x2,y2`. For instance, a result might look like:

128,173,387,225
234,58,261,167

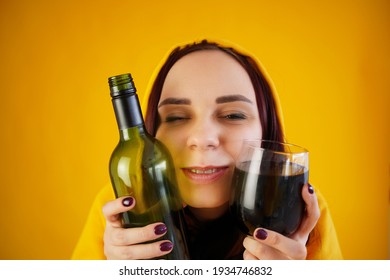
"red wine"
230,161,308,236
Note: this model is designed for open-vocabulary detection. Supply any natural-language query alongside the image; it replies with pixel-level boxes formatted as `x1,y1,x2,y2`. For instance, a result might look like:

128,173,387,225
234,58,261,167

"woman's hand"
242,184,320,260
102,196,173,259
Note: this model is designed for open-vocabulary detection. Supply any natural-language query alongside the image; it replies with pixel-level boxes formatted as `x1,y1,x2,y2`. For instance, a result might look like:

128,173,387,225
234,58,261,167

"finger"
105,222,168,246
243,249,258,260
243,235,287,260
251,229,307,259
102,196,135,228
106,240,173,260
293,183,320,241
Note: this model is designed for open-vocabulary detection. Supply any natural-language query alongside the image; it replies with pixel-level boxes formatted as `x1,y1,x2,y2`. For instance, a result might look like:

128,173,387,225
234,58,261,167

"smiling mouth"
181,166,229,184
189,168,220,174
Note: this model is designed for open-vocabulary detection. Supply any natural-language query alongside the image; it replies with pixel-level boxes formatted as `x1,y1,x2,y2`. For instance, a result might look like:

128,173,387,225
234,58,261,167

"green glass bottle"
108,73,189,259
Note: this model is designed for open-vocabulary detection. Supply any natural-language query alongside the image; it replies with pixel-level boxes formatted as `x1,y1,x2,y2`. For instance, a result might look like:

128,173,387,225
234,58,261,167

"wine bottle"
108,73,189,259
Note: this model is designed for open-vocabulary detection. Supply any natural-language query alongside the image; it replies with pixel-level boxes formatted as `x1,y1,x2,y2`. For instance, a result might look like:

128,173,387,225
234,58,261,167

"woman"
72,39,342,260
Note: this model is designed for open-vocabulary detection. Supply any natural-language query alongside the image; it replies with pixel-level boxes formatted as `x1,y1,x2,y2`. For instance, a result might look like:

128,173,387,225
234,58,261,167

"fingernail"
154,224,167,235
160,241,173,252
255,229,268,240
308,184,314,194
122,197,134,207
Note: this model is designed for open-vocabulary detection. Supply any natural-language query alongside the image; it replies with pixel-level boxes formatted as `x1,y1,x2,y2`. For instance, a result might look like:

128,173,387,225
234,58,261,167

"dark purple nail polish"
160,241,173,252
154,224,167,235
308,184,314,194
122,197,134,207
255,229,268,240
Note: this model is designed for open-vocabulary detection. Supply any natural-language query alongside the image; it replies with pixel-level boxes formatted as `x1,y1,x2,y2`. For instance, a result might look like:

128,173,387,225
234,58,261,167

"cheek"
156,128,183,160
224,142,247,164
225,126,263,161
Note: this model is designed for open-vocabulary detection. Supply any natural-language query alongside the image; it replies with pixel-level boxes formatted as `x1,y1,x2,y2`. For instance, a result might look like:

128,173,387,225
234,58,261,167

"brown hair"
145,40,284,142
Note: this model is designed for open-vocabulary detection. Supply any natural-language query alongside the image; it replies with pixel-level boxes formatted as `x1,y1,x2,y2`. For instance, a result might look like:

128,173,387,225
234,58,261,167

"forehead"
161,50,255,98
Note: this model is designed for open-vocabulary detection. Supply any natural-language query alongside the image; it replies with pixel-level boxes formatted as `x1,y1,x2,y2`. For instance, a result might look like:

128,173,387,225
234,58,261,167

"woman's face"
156,50,262,212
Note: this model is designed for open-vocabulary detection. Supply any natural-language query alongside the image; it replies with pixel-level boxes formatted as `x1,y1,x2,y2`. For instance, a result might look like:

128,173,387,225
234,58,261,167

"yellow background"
0,0,388,259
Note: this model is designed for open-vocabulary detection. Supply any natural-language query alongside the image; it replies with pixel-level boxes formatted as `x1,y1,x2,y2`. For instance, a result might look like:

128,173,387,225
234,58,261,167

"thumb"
102,196,135,228
293,184,320,241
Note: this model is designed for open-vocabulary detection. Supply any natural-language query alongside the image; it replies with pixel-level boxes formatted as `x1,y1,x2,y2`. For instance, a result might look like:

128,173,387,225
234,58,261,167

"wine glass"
229,139,309,236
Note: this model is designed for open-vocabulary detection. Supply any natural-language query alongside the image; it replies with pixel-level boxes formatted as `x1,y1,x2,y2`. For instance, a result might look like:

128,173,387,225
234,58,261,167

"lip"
181,166,229,184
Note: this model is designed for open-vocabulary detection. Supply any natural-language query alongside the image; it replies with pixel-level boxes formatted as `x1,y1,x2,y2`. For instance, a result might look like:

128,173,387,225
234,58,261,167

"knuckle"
102,204,110,217
120,247,135,260
242,250,249,260
295,246,307,260
111,228,127,244
252,243,267,257
268,233,280,246
139,226,152,241
243,250,251,260
242,236,252,250
314,207,321,221
291,244,307,260
243,250,258,260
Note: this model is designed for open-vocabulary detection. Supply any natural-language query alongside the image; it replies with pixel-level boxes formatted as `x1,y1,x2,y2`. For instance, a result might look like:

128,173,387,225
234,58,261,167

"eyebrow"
158,97,191,108
215,94,253,104
158,94,253,108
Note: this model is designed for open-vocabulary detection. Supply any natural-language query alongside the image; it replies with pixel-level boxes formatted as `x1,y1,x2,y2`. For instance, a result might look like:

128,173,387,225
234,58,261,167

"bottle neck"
112,93,144,130
119,125,146,141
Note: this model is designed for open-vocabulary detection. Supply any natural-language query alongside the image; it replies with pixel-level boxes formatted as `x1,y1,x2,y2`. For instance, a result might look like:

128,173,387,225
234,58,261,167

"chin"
178,179,232,209
183,194,230,209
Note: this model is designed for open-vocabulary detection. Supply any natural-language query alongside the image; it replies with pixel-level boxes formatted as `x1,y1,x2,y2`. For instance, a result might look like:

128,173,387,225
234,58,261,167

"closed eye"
164,115,190,123
221,113,247,120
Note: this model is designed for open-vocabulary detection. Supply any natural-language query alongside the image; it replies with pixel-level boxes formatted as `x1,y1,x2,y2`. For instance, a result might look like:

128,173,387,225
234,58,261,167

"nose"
186,120,220,150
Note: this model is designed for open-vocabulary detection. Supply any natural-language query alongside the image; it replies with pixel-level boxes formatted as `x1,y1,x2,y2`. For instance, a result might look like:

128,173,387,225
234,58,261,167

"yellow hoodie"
71,39,343,260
